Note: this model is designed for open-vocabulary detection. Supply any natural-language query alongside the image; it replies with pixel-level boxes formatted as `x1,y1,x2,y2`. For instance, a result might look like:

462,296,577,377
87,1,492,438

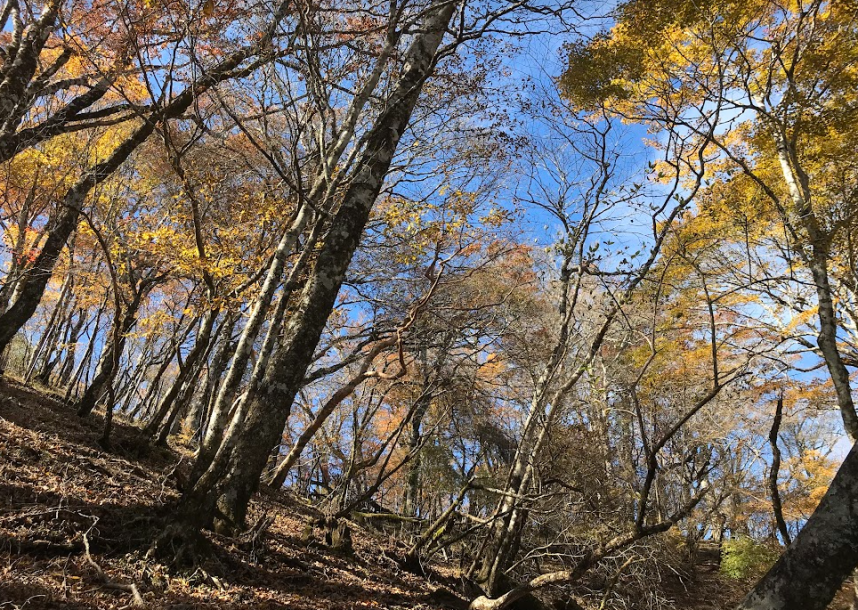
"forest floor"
0,378,845,610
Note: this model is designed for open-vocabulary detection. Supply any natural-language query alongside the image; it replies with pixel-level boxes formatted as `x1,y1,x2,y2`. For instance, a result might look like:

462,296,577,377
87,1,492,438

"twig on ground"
158,456,184,501
82,529,145,606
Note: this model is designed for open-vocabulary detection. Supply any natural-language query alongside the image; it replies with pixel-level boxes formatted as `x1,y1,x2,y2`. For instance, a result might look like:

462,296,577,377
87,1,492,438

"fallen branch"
352,511,423,524
82,531,145,606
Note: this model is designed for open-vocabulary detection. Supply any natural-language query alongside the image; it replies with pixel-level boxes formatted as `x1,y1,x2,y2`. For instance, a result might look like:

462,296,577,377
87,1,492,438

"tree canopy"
1,1,857,609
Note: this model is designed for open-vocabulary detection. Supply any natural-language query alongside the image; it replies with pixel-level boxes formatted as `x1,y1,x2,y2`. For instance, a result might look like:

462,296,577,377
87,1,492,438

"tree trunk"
24,270,72,382
187,313,238,440
63,293,108,402
34,290,79,385
403,392,431,517
194,18,401,481
768,124,858,441
178,0,457,534
0,0,62,126
475,390,553,596
57,308,86,387
155,326,217,445
737,442,858,610
129,317,193,419
769,396,791,545
808,251,858,440
117,351,152,415
75,334,124,417
195,209,313,477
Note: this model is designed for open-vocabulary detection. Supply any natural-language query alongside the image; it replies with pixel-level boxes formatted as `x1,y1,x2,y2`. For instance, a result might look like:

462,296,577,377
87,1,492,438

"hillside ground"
0,378,839,610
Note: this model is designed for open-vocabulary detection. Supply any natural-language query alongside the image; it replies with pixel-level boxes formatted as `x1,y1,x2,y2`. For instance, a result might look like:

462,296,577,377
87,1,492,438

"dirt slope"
0,379,467,610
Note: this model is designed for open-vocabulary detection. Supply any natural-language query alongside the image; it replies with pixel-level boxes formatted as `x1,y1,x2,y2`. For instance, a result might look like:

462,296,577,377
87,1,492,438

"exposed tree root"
147,520,211,570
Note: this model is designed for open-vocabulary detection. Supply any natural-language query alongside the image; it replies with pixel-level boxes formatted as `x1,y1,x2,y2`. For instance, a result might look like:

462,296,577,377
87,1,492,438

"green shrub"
720,537,780,580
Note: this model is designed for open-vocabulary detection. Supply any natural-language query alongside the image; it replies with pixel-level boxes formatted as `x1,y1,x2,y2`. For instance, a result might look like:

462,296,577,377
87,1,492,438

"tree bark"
195,208,312,476
0,0,62,124
188,313,238,439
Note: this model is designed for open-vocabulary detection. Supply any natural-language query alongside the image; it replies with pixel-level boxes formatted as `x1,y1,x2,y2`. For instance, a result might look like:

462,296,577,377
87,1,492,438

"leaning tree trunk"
185,313,238,440
737,442,858,610
57,308,86,387
193,18,400,482
63,294,108,402
768,126,858,604
129,315,193,419
25,271,72,382
76,301,140,418
0,0,62,129
194,208,313,477
34,289,80,385
155,330,217,445
178,1,457,535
